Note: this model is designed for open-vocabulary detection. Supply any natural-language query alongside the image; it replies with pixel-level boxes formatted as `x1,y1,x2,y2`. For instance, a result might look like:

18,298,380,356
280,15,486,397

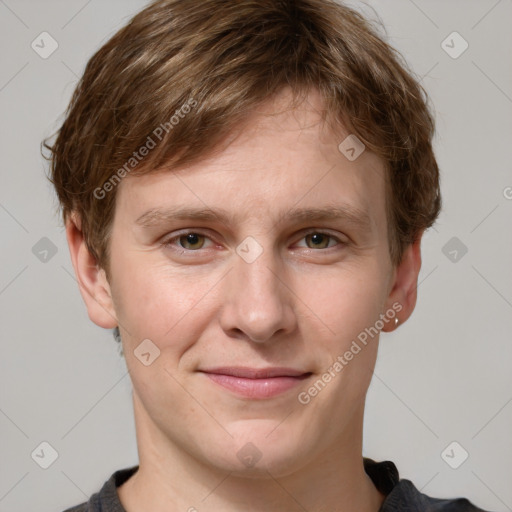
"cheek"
110,258,216,350
299,263,387,343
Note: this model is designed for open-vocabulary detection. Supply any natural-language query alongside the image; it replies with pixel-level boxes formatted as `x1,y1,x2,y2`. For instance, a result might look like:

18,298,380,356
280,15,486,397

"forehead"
115,88,388,233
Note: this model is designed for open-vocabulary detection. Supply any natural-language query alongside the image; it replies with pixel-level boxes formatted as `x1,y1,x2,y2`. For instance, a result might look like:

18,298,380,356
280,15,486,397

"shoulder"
61,504,88,512
61,490,102,512
60,465,139,512
383,478,494,511
363,458,494,512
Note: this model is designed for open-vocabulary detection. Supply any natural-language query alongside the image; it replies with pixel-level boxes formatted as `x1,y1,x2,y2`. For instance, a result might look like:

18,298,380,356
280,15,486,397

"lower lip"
203,373,310,399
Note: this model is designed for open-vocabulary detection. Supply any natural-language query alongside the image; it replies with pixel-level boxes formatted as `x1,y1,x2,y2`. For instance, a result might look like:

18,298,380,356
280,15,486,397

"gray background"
1,0,511,511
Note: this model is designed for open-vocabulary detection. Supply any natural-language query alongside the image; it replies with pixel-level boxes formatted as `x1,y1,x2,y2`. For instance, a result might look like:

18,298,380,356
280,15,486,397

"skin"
66,87,422,512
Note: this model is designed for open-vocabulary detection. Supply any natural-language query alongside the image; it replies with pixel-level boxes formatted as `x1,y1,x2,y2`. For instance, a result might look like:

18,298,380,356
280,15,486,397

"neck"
118,392,385,512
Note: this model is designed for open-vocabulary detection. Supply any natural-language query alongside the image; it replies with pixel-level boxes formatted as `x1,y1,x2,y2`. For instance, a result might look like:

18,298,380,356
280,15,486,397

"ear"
381,231,423,332
65,212,118,329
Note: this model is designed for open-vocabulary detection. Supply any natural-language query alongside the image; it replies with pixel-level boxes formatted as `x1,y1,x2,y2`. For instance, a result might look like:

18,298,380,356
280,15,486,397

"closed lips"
199,367,313,399
199,367,312,379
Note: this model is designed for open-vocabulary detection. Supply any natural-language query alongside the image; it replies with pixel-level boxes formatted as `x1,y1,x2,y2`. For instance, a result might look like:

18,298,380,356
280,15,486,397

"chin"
204,422,313,478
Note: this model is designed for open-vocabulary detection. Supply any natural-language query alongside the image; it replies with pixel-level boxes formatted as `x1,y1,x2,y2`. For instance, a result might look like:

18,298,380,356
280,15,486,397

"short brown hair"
43,0,441,279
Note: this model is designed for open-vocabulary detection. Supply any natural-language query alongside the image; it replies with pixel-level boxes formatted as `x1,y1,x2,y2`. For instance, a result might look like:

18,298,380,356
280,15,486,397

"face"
74,88,415,478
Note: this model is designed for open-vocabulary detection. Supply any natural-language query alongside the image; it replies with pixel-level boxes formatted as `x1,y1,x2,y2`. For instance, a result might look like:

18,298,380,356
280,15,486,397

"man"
44,0,490,510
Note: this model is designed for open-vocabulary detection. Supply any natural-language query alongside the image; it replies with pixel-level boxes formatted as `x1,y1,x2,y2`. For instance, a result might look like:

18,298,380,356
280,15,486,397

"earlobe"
65,212,118,329
381,232,423,332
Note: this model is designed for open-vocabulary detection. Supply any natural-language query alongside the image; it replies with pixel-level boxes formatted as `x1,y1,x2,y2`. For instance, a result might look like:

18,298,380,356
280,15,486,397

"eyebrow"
134,203,373,231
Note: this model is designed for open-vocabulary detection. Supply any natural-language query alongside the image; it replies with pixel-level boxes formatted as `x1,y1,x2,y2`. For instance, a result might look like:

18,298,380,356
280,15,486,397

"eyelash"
160,229,347,255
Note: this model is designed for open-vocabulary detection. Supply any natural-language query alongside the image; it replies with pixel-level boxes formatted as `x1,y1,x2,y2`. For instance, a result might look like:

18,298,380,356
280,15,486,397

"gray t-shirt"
62,458,493,511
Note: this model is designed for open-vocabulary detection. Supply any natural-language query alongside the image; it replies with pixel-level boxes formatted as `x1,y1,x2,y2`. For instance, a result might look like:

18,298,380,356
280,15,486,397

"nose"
218,242,297,343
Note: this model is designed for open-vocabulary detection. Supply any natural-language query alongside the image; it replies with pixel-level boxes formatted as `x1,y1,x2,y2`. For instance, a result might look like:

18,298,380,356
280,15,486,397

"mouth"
198,367,313,399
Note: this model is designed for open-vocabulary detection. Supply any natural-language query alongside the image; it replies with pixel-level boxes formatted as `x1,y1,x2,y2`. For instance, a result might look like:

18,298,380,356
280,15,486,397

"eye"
162,231,214,252
161,229,346,255
296,231,345,250
178,232,206,250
